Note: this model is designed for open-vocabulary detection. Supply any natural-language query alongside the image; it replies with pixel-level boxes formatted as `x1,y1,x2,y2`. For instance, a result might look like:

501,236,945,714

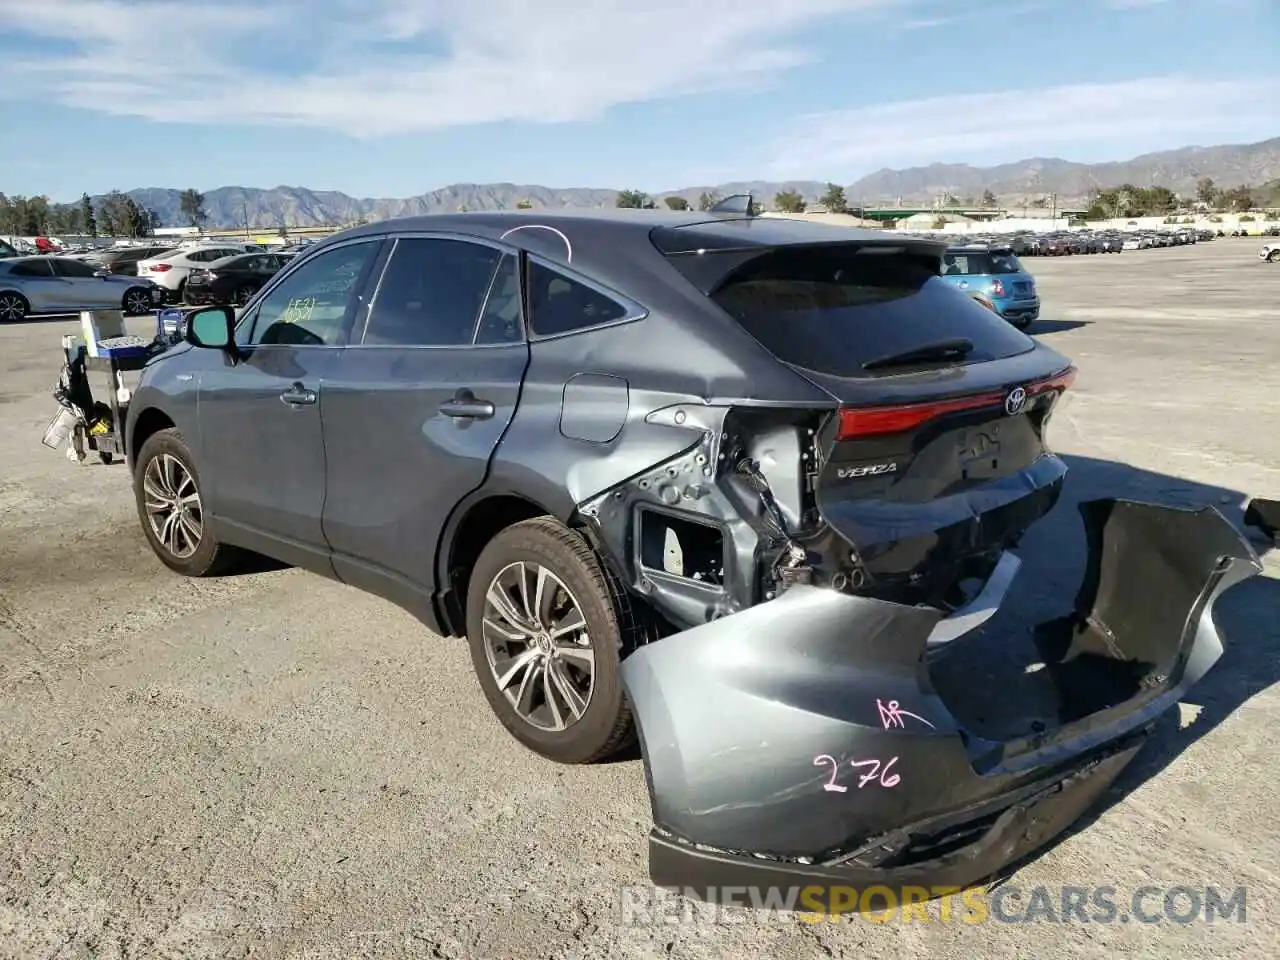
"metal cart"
44,308,188,465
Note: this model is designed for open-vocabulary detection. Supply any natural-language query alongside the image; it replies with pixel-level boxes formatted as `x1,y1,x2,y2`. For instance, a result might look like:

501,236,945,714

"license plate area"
957,426,1003,480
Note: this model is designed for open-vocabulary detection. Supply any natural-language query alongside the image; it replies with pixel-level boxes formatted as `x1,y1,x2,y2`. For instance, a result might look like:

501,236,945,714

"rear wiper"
861,337,974,371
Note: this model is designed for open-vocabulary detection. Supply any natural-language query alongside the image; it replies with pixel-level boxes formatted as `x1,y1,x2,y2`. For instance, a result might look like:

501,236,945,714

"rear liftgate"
618,498,1262,904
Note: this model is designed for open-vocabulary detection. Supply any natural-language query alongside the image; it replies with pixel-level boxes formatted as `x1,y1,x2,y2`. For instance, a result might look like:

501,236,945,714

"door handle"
280,382,317,406
440,390,495,420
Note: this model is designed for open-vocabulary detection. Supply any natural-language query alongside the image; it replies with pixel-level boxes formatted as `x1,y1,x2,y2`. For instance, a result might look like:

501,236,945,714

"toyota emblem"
1004,386,1028,417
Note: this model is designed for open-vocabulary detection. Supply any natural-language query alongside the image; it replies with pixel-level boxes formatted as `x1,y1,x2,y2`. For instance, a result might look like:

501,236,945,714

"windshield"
942,251,1024,276
703,246,1034,379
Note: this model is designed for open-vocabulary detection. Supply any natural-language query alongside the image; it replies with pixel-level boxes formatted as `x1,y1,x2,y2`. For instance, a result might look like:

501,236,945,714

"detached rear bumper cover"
620,498,1261,898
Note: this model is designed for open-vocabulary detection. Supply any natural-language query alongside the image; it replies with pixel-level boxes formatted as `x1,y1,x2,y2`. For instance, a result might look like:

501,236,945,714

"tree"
1195,178,1217,207
774,190,806,214
697,191,721,212
616,189,653,209
80,194,97,236
515,199,533,209
13,195,51,235
1084,183,1178,220
820,183,848,213
179,188,207,228
1220,185,1254,212
981,189,997,207
663,196,689,211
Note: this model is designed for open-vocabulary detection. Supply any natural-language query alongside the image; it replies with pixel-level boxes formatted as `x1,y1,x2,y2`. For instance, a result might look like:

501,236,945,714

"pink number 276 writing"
813,754,901,792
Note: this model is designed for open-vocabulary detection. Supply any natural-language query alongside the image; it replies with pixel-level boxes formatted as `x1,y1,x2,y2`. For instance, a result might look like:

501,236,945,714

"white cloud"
0,0,908,137
766,76,1278,178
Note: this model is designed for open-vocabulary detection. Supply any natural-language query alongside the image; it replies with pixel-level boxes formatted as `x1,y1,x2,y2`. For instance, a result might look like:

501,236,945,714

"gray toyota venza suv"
125,207,1259,899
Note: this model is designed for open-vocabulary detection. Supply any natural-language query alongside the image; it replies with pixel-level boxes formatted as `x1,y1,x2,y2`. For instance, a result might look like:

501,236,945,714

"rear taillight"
836,366,1077,439
149,263,171,272
990,278,1006,296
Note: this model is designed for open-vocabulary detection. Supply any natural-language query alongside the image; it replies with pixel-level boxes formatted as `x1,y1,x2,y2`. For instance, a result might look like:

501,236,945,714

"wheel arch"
436,493,565,637
127,406,176,471
0,287,30,312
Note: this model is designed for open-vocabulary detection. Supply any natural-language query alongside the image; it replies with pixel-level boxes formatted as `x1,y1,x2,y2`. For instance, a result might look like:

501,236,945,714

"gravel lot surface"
2,236,1278,959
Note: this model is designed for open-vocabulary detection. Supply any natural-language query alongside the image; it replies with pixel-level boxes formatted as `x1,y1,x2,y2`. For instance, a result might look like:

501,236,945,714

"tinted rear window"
704,247,1034,378
942,251,1024,275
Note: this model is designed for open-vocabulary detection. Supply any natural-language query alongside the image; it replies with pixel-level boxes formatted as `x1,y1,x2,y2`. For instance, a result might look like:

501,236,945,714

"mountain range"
77,137,1280,229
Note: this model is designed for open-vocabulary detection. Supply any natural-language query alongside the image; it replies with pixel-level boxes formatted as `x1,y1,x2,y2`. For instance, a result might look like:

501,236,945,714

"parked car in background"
0,255,162,321
940,243,1040,329
183,251,296,305
136,245,254,302
84,244,181,277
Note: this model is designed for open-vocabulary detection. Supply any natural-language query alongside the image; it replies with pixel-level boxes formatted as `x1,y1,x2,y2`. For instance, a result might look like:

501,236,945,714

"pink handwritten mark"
849,756,901,788
813,754,848,792
813,755,901,792
877,699,936,731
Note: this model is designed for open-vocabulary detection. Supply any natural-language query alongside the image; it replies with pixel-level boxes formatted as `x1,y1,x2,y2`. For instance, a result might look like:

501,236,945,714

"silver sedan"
0,256,164,322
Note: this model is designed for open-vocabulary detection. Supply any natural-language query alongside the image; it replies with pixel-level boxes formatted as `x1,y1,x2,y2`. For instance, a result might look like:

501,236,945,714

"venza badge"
1004,386,1028,416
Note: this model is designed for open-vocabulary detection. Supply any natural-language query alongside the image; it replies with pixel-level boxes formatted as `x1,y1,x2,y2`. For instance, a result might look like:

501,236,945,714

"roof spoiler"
707,193,756,217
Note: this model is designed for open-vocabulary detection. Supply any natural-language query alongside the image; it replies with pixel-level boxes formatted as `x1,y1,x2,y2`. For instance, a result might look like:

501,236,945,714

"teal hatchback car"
941,243,1040,329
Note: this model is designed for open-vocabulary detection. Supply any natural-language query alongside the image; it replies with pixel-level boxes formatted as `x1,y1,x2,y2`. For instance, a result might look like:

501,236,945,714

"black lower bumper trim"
1245,498,1278,541
648,739,1142,909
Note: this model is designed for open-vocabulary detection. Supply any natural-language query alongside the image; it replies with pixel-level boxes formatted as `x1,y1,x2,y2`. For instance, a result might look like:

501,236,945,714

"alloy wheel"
142,453,203,559
0,293,26,322
481,561,595,732
124,289,152,315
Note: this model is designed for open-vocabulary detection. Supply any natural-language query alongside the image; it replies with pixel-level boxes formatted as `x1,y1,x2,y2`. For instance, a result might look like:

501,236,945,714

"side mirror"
185,305,237,353
93,270,109,278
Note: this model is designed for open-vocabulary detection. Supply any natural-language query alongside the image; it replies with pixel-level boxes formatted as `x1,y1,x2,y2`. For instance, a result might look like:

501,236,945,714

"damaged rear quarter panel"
457,306,836,625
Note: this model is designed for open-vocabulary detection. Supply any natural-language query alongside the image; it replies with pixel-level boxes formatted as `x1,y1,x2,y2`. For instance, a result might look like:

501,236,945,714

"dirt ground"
2,236,1278,959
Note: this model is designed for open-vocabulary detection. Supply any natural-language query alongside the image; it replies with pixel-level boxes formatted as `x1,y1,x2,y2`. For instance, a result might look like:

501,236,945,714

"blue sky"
0,0,1276,203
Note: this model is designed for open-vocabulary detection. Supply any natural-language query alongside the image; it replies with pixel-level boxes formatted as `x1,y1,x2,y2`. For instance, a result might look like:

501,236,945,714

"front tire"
1268,250,1280,262
133,428,241,576
466,517,641,764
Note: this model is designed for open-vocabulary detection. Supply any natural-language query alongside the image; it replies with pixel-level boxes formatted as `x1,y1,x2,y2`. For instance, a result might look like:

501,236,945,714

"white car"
1260,242,1279,263
136,245,256,300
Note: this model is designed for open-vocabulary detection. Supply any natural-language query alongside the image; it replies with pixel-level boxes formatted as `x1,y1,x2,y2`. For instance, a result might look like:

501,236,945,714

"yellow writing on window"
281,297,318,325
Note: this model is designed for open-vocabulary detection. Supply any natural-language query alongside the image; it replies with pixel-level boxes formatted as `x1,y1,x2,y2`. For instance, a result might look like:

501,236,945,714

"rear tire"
465,517,642,764
1268,250,1280,263
122,286,153,316
0,291,29,322
133,427,242,576
235,285,256,306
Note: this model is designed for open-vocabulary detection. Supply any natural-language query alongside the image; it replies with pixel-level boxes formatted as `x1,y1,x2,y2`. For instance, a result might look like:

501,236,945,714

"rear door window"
362,237,503,346
51,258,98,278
942,252,1025,275
704,246,1034,378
